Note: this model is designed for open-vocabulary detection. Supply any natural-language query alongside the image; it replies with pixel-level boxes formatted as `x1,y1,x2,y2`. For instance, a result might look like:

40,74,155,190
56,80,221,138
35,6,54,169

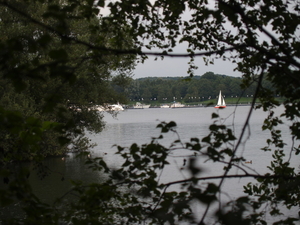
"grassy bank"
128,97,285,107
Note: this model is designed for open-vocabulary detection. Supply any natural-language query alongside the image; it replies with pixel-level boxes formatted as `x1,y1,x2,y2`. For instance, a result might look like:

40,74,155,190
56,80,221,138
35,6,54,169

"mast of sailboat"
220,91,224,105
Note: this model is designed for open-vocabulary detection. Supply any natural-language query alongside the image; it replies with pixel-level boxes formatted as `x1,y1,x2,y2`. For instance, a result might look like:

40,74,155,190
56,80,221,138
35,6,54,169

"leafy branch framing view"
0,0,299,224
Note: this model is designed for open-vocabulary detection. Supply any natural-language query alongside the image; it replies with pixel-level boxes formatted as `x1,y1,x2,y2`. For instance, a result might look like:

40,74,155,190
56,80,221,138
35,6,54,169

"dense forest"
126,72,274,103
0,1,135,158
1,0,299,224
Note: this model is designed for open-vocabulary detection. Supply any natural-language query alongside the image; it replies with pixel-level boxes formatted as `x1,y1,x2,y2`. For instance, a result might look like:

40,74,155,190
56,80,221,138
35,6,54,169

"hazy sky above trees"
131,1,242,79
100,0,242,79
134,52,241,78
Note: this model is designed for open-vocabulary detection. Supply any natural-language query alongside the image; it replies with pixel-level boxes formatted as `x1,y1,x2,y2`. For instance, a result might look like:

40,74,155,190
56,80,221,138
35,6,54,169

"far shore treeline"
123,71,277,105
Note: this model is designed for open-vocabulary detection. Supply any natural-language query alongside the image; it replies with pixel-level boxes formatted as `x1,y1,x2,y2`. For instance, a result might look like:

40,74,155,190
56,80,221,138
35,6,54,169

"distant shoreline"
126,103,254,109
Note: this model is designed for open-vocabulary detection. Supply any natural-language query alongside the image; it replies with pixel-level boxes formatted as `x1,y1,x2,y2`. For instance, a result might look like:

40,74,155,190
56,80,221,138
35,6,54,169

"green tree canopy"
0,0,136,161
127,73,272,103
0,0,300,224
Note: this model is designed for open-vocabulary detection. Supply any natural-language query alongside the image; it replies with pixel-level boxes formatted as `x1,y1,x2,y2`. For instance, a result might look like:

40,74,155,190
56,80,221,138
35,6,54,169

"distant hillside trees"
127,72,268,103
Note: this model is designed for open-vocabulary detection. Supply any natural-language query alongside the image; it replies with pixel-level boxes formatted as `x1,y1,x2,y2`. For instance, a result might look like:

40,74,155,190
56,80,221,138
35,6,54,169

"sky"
129,0,243,79
133,54,241,79
131,22,242,79
102,1,243,79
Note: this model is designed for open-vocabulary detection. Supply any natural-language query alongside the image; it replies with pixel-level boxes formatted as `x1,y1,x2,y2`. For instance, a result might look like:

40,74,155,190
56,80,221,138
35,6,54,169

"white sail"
215,90,226,108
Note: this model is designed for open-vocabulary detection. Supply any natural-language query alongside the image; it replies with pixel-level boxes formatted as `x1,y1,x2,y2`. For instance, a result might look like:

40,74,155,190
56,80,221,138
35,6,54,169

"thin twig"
198,67,265,224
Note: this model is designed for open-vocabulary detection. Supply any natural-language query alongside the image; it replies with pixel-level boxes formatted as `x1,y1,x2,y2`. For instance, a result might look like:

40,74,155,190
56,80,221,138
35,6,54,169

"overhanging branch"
0,1,246,59
163,173,297,187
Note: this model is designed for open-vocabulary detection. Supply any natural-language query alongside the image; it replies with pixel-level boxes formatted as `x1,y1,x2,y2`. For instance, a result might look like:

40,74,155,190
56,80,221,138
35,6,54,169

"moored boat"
170,102,185,108
160,104,170,108
96,103,124,111
133,102,151,109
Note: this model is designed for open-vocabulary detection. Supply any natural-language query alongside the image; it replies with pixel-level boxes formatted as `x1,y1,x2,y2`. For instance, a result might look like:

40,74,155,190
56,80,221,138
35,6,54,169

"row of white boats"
93,102,186,112
133,102,187,109
132,91,226,109
92,91,226,112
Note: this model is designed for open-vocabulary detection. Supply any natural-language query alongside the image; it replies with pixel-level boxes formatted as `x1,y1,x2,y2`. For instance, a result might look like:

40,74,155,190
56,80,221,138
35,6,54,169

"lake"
1,105,299,223
90,105,299,222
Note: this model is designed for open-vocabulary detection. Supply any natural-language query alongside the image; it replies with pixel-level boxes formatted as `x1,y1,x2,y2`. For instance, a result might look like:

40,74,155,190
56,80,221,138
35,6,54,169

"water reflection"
28,154,107,204
0,153,107,221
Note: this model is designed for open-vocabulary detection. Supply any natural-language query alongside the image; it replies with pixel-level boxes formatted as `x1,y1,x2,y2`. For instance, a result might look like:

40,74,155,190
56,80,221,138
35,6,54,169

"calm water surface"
1,105,299,222
90,105,298,221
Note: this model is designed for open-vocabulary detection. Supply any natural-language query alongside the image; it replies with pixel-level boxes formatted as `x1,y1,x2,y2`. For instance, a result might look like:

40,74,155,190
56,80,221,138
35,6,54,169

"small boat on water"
110,103,124,111
96,103,124,111
170,102,185,108
160,104,170,108
215,90,226,108
133,102,151,109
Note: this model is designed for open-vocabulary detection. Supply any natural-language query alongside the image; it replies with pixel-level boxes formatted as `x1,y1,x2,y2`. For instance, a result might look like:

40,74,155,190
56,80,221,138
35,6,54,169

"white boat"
170,102,185,108
215,90,226,108
96,103,124,111
110,103,124,111
133,102,151,109
160,104,170,108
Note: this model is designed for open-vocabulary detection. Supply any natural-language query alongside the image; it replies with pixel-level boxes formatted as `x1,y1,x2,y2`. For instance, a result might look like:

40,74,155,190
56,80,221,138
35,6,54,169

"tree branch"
218,0,300,69
0,1,246,59
164,173,297,188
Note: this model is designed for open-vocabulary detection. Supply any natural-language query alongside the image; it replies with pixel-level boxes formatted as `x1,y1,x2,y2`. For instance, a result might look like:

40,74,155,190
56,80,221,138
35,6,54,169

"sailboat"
215,90,226,108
